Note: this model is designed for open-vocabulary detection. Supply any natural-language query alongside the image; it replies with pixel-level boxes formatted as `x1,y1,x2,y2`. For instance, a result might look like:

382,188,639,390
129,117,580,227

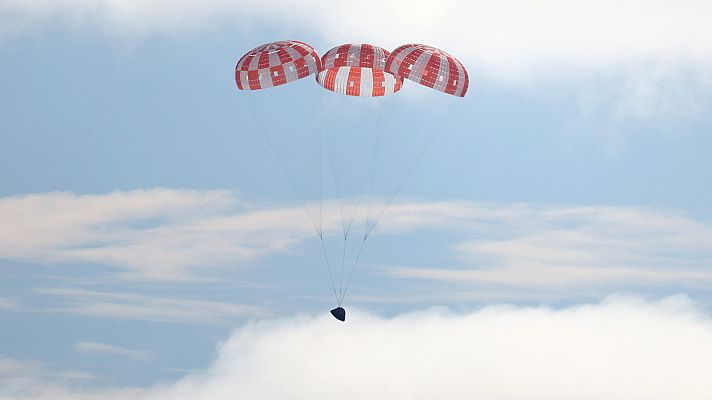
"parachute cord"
243,97,323,237
316,95,340,305
339,236,347,300
319,95,324,240
364,105,455,238
339,236,367,306
319,236,340,305
363,99,396,240
323,123,349,238
244,93,339,305
337,99,394,306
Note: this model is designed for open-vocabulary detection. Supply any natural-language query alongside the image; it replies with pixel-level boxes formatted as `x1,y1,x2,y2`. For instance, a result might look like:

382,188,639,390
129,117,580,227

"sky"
1,0,712,398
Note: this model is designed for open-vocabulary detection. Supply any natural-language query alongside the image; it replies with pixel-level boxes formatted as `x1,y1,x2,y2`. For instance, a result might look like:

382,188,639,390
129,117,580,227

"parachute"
316,44,403,96
235,40,321,90
235,41,469,321
386,44,469,97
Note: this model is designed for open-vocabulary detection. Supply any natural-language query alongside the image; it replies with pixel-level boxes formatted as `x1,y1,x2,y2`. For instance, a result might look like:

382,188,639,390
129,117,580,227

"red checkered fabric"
316,44,403,97
321,43,390,70
235,40,321,90
386,44,469,97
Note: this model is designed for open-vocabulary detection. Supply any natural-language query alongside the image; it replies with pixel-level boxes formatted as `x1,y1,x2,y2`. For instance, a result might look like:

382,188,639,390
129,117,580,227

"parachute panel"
235,40,321,90
386,44,469,97
321,43,389,70
316,67,402,97
317,44,402,97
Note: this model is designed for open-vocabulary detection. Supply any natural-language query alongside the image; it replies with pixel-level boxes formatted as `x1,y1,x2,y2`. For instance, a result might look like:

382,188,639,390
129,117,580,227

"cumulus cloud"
2,1,711,70
2,295,712,400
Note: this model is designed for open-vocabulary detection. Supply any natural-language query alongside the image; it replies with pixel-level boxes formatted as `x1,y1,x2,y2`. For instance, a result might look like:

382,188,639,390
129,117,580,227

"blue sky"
1,1,712,398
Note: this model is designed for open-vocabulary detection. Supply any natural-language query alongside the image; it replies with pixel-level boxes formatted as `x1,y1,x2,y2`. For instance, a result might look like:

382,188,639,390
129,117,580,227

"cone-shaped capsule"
330,307,346,322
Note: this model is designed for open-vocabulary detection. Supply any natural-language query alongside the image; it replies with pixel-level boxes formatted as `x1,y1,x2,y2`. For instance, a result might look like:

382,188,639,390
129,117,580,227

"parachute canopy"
386,44,469,97
234,40,469,321
316,44,403,97
235,40,321,90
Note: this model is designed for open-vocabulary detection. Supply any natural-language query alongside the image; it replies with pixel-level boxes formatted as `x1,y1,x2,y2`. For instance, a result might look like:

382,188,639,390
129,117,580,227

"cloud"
0,189,314,280
73,342,150,361
2,1,711,69
2,295,712,400
0,190,491,282
0,357,94,400
36,288,262,323
3,1,710,127
4,190,712,293
0,298,17,310
385,204,712,291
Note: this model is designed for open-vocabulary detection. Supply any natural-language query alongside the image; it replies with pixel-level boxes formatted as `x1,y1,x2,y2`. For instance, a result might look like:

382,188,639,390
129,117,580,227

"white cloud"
2,1,711,69
36,288,262,323
74,342,150,361
3,1,710,124
0,298,17,310
0,190,490,282
2,295,712,400
0,189,314,280
385,204,712,290
0,357,95,400
3,190,712,292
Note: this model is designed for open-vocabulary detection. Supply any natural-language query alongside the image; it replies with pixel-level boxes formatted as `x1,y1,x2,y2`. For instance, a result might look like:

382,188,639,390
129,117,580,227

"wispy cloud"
383,203,712,292
0,357,95,399
2,295,712,400
0,297,17,310
73,342,150,361
4,190,712,294
0,189,314,280
0,190,492,282
37,288,262,323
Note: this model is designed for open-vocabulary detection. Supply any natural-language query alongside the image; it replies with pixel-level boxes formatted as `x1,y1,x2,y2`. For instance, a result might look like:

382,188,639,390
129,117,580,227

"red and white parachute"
316,44,403,97
386,44,469,97
234,40,469,321
235,40,321,90
235,40,469,97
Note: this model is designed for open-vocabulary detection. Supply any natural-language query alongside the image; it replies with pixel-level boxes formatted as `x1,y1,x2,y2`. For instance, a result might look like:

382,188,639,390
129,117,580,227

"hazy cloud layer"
386,204,712,290
2,1,710,124
0,298,17,310
2,1,711,71
2,295,711,400
0,357,94,399
3,190,712,291
0,189,313,280
73,342,150,361
37,288,262,323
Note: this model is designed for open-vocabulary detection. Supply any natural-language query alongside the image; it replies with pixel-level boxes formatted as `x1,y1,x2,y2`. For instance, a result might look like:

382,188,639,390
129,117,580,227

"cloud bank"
3,1,710,123
2,295,711,400
2,1,711,75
